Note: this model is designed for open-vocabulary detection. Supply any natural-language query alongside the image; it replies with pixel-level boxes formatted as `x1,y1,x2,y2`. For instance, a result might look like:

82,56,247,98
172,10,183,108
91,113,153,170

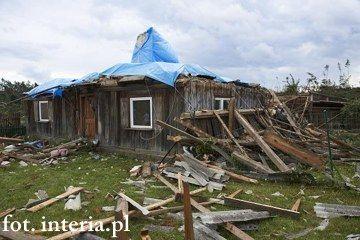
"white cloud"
0,0,359,88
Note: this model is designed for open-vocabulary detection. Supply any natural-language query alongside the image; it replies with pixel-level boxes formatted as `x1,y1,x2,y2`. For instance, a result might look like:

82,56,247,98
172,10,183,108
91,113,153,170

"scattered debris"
102,206,115,212
314,218,330,231
64,189,82,211
27,186,83,212
314,203,360,218
0,207,16,219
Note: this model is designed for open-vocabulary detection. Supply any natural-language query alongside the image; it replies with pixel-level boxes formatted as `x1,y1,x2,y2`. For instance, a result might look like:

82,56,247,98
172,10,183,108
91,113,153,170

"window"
214,98,230,110
38,101,49,122
130,97,153,129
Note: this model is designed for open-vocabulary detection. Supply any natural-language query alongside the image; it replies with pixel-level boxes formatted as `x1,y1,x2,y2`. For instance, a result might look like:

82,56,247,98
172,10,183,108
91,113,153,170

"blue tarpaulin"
27,27,230,97
26,72,99,98
101,62,226,86
131,27,179,64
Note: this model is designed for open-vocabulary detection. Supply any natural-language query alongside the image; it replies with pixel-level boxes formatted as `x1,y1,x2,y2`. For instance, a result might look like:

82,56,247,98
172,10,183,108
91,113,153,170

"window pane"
214,100,221,110
223,100,229,110
133,100,151,126
40,102,49,120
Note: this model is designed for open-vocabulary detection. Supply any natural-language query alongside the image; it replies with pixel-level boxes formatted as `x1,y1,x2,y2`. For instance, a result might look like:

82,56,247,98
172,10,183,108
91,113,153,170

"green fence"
0,125,26,137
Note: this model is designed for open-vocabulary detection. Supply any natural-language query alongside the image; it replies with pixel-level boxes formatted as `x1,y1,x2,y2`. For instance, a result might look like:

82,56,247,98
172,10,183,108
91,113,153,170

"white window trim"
130,97,153,129
38,100,49,122
215,97,231,110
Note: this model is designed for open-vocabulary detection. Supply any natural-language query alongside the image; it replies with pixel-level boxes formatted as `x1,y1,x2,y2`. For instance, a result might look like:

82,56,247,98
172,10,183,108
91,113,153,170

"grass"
0,149,359,239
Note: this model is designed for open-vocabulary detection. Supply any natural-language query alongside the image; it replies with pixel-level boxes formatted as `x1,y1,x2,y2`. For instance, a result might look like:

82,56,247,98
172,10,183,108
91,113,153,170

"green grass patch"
0,150,359,239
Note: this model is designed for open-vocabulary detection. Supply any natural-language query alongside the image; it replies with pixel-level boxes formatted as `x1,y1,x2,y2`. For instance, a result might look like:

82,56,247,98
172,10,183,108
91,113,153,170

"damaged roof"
27,27,230,98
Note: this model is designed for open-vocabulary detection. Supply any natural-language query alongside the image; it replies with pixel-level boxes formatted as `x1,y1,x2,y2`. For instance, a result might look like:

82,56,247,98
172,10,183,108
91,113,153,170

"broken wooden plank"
269,90,303,139
117,192,149,215
228,189,243,198
4,152,38,164
232,151,274,174
27,187,83,212
194,221,227,240
205,163,258,184
160,175,252,240
234,110,290,172
314,203,360,218
180,109,263,120
262,130,325,170
183,181,195,240
291,198,301,212
174,117,212,138
140,228,151,240
224,197,300,219
0,136,24,143
215,110,248,155
0,207,16,219
228,97,235,133
156,120,203,143
115,197,129,240
193,209,270,225
190,199,254,240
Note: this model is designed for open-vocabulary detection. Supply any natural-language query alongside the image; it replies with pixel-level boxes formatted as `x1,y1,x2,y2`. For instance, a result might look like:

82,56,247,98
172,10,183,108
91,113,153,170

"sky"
0,0,359,90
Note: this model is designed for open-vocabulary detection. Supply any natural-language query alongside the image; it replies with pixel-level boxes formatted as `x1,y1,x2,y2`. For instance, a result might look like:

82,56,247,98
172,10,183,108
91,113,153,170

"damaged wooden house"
24,27,267,158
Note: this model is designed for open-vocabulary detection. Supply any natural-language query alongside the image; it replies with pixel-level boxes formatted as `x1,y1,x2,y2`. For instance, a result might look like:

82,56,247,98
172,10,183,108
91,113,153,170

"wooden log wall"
179,79,266,138
96,83,184,154
25,90,78,139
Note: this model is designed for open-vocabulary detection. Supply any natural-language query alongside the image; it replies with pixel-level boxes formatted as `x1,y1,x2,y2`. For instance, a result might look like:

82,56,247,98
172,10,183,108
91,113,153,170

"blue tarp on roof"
27,27,231,97
26,72,99,98
131,27,179,64
101,62,226,86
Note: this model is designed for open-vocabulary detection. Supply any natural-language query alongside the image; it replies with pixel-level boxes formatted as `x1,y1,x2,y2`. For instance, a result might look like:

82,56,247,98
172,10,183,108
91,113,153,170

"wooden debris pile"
156,90,360,178
0,138,96,167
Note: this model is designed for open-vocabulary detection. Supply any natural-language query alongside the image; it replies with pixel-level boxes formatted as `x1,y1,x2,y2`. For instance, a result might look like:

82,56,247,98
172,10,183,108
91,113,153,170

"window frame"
38,100,50,122
214,97,231,110
129,97,153,129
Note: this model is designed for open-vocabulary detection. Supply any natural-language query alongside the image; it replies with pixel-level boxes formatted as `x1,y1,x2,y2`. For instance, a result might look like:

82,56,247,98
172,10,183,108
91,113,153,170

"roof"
26,72,99,98
27,27,230,98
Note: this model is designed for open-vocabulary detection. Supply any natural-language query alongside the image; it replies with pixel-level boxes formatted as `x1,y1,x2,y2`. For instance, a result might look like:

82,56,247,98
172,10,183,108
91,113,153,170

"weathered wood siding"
26,77,267,154
96,83,184,154
26,91,78,138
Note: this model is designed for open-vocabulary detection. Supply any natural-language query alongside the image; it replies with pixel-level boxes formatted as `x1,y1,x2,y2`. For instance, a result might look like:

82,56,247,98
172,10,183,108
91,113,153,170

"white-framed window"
130,97,153,129
38,100,49,122
214,98,231,110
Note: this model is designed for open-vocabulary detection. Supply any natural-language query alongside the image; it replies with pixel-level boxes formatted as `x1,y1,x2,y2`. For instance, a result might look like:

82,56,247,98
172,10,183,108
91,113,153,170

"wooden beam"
183,181,195,240
115,198,129,240
291,198,301,212
228,189,243,198
232,151,274,174
117,192,149,215
0,207,16,219
156,120,203,143
234,110,290,172
180,108,262,120
201,162,258,184
262,130,325,170
269,90,303,139
27,187,83,212
224,197,300,219
174,117,212,138
214,110,247,155
228,97,235,133
190,199,254,240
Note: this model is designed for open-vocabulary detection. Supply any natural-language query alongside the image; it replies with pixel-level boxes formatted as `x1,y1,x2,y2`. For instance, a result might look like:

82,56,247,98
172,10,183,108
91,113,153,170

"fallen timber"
180,108,264,120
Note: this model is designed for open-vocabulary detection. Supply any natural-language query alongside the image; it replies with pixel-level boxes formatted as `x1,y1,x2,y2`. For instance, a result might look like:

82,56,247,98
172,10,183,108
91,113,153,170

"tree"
283,74,300,95
0,78,37,117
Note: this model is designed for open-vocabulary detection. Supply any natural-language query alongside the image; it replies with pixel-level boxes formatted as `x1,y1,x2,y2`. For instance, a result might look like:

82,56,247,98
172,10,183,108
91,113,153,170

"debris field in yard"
0,90,359,239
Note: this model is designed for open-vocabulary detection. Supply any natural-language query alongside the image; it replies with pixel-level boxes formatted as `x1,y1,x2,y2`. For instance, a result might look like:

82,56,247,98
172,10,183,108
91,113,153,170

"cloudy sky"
0,0,359,89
